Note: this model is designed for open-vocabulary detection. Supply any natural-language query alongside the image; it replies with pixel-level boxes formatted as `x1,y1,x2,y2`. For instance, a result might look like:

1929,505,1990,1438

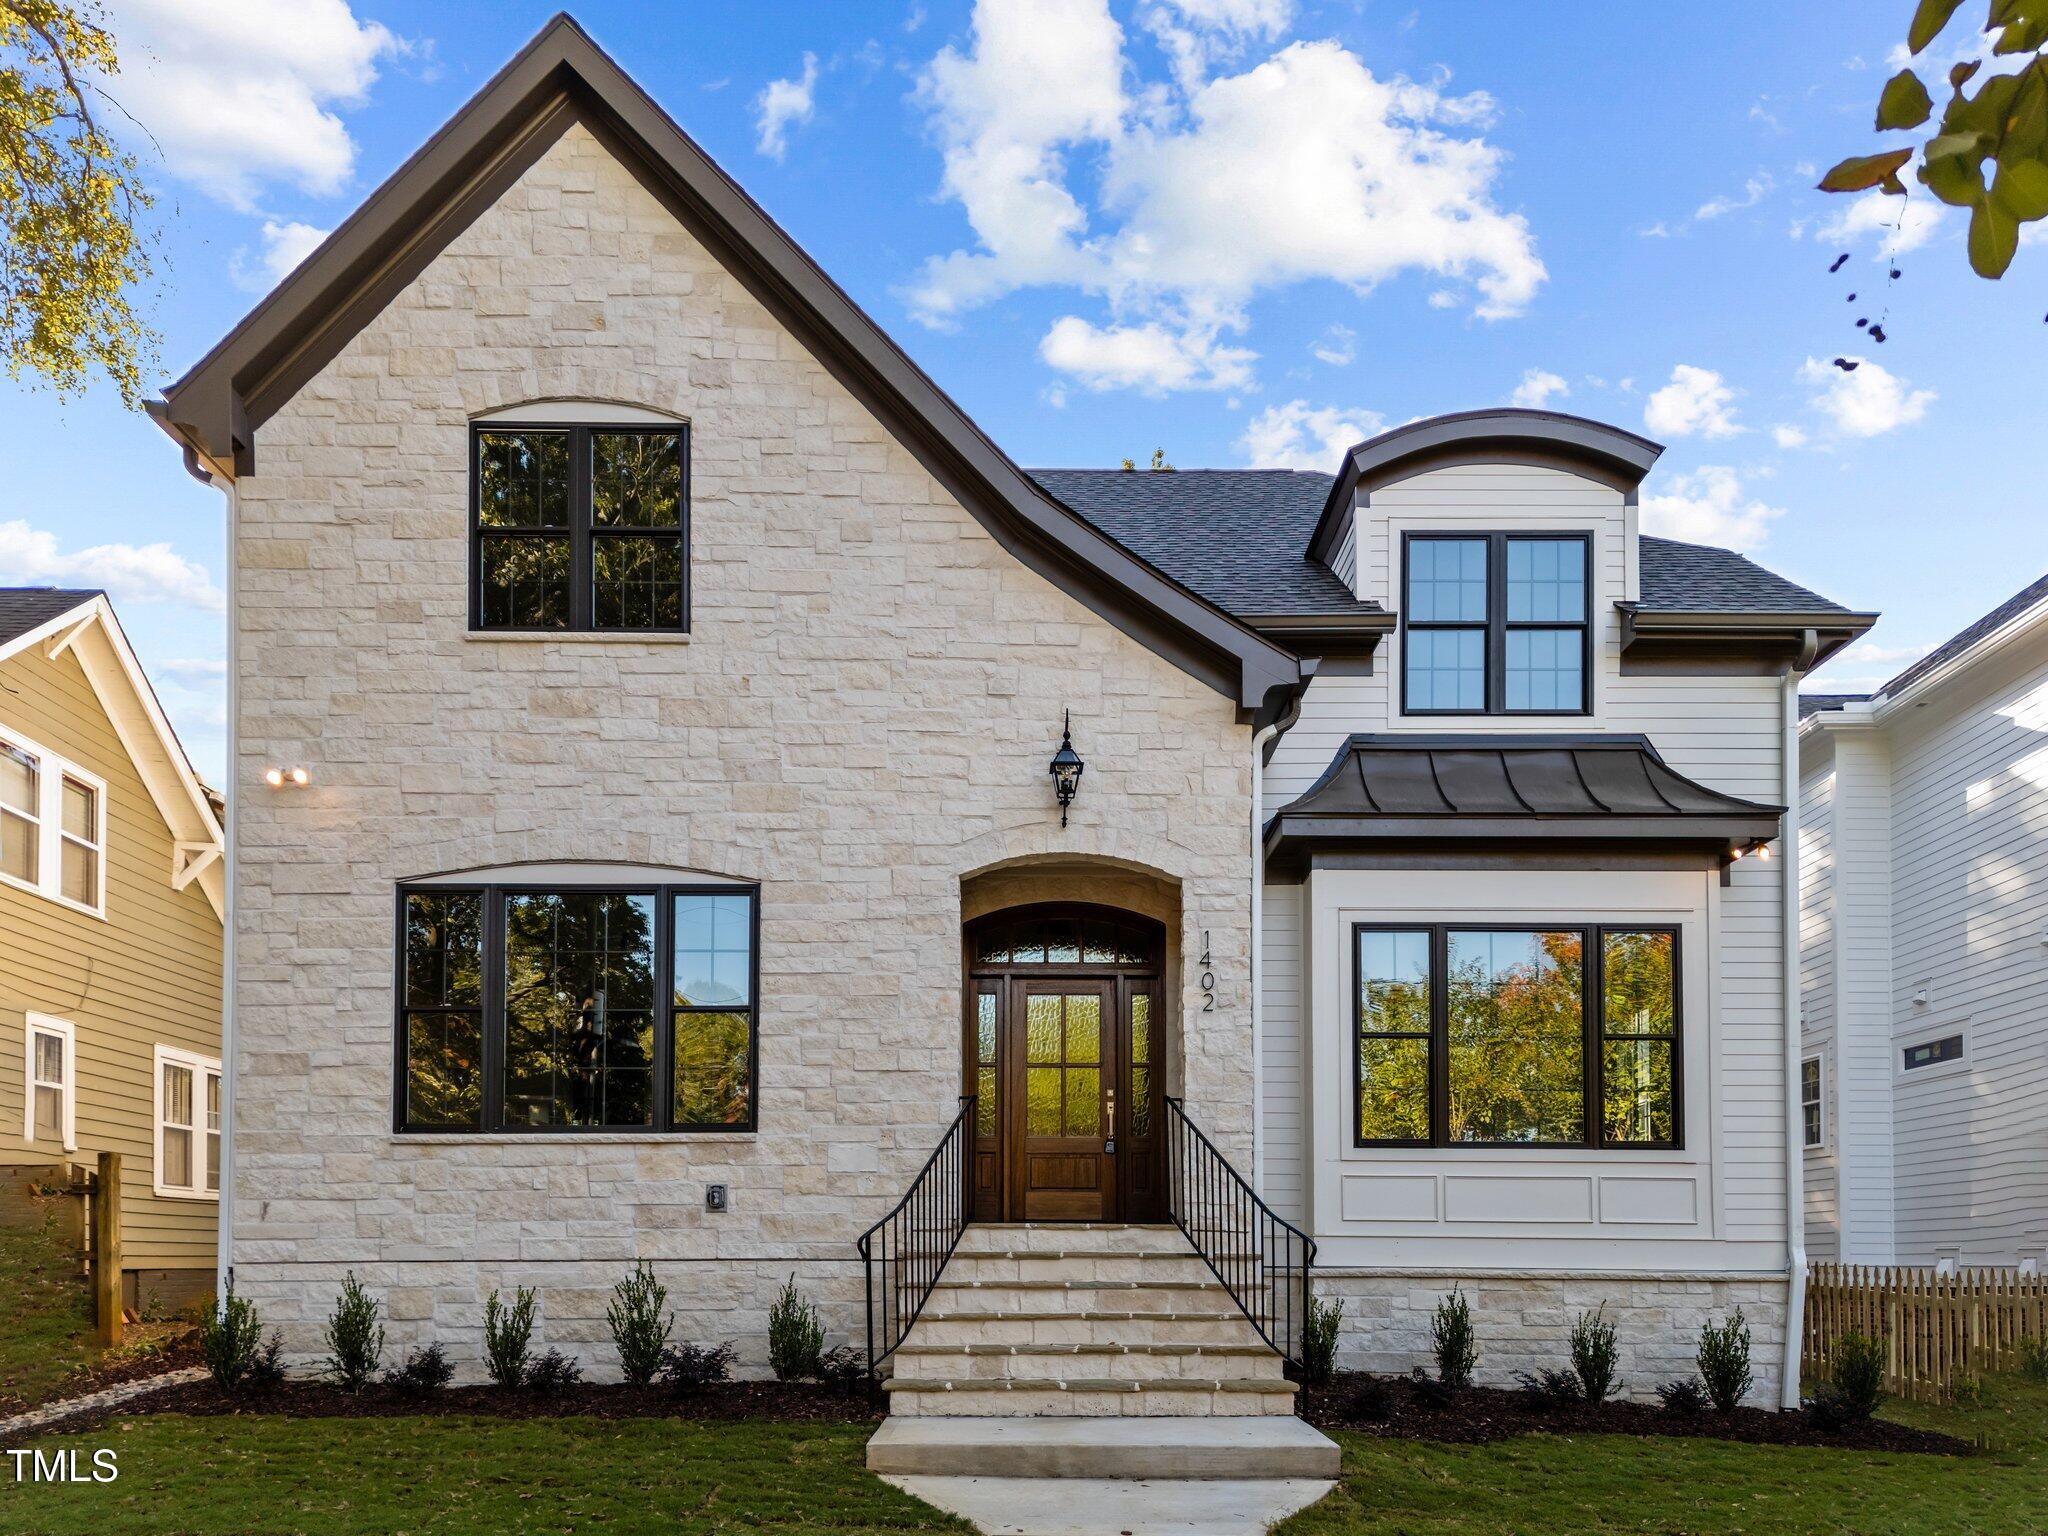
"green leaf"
1991,157,2048,220
1921,150,1988,205
1969,195,2020,276
1908,0,1966,52
1818,149,1915,192
1951,60,1982,90
1878,69,1935,130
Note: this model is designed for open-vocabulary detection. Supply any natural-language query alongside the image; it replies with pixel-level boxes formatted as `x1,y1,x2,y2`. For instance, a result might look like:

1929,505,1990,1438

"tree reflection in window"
403,892,483,1128
503,892,655,1128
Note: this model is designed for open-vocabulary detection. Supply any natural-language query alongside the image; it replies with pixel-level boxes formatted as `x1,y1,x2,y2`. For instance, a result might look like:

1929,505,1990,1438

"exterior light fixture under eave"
1049,712,1084,829
265,767,310,789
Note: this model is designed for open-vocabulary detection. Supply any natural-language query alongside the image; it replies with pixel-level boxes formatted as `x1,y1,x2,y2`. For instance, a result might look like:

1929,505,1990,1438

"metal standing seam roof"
0,588,100,647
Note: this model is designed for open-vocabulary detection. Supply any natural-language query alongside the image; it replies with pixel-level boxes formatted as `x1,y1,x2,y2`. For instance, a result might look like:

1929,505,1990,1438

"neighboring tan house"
0,588,226,1313
146,16,1872,1455
1801,571,2048,1271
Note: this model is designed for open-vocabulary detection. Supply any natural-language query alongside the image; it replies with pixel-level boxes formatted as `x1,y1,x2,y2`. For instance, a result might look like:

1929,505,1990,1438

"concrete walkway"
882,1474,1336,1536
0,1367,204,1445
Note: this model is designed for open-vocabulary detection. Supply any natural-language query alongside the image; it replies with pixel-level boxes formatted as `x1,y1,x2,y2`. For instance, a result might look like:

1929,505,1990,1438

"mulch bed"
0,1327,203,1419
1299,1371,1968,1455
62,1374,882,1433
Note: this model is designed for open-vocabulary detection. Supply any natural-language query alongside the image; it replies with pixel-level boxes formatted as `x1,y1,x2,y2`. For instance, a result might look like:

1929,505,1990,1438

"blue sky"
5,0,2043,782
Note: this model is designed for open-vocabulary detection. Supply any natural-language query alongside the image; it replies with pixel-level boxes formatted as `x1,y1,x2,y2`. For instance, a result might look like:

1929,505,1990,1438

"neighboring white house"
147,16,1874,1422
1801,571,2048,1272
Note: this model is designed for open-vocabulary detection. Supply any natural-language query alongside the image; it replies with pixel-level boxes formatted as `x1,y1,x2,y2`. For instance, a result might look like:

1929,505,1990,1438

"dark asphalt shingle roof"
1798,692,1868,719
1030,469,1376,617
1032,470,1853,621
0,588,98,646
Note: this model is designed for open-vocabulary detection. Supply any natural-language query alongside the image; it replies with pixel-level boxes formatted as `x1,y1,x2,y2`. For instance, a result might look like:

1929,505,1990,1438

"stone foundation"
1318,1271,1789,1407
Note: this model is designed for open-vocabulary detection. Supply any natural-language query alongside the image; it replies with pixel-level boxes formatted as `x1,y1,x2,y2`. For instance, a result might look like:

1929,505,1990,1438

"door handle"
1106,1086,1115,1144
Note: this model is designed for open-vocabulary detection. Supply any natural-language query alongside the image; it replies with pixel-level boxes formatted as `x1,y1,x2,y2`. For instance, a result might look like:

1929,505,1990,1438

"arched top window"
969,904,1162,972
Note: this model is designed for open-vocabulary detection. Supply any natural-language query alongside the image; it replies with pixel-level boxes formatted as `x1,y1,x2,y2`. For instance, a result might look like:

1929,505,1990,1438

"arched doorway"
963,904,1165,1223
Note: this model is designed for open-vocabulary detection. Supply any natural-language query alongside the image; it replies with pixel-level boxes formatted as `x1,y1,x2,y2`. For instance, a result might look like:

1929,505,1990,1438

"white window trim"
153,1043,221,1201
1800,1052,1824,1152
23,1014,76,1151
0,723,108,920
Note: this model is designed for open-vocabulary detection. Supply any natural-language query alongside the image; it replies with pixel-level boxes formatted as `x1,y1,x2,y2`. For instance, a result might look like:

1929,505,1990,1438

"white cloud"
158,657,228,682
107,0,405,213
911,0,1544,391
755,52,820,160
1639,467,1783,553
1509,367,1569,409
1817,190,1945,257
1799,356,1935,437
0,520,224,611
1772,424,1808,449
1039,316,1255,392
230,218,330,292
1643,364,1743,439
1695,170,1774,221
1240,399,1384,470
1312,323,1356,367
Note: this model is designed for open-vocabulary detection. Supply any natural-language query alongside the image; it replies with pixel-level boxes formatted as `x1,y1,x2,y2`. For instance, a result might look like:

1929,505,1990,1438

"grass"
4,1377,2045,1535
0,1217,193,1413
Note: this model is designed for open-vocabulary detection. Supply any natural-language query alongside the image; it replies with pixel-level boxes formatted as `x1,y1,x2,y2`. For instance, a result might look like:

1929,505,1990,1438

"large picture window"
396,881,757,1133
1400,532,1591,715
471,423,688,633
1353,924,1680,1149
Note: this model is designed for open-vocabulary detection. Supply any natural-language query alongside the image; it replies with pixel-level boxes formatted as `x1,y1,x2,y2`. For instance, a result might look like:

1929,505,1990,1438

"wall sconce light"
1048,712,1084,828
264,766,310,789
1729,840,1773,863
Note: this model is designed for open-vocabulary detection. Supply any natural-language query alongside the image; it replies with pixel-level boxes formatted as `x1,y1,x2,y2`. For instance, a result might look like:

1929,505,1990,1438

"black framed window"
472,423,687,632
396,882,757,1133
1401,532,1590,715
1353,923,1680,1149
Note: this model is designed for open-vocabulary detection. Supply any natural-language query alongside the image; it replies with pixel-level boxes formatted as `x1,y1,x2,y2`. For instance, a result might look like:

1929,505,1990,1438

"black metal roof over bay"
1265,734,1783,872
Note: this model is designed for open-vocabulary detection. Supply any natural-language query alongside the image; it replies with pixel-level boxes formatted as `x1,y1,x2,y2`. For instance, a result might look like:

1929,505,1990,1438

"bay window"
396,881,758,1133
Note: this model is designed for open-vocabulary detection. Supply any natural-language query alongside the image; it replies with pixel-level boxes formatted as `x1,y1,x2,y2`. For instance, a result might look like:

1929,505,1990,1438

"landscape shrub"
202,1283,264,1391
483,1286,537,1390
767,1274,824,1382
1697,1308,1753,1411
1656,1377,1709,1415
1430,1285,1478,1389
1301,1293,1343,1387
660,1341,737,1391
323,1272,385,1392
1569,1304,1621,1403
1514,1368,1583,1405
525,1348,582,1393
2016,1333,2048,1384
1810,1330,1886,1429
816,1344,868,1393
246,1334,286,1389
384,1343,454,1397
607,1262,673,1387
1345,1375,1394,1421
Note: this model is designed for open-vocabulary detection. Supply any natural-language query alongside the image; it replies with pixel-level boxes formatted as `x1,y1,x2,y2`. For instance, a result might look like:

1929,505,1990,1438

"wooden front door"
964,905,1165,1223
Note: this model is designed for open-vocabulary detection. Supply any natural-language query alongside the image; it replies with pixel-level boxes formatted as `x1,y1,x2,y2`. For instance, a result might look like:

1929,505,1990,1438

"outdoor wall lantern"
264,766,311,789
1048,712,1085,828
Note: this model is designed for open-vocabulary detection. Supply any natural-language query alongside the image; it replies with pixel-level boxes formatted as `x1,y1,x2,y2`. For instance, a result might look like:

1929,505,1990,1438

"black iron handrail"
857,1096,974,1384
1163,1096,1316,1368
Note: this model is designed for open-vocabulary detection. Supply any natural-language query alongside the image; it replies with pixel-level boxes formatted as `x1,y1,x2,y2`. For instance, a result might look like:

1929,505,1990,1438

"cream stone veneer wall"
228,124,1255,1378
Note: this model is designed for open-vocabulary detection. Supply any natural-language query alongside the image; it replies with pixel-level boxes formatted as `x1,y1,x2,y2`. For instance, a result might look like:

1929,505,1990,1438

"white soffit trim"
1803,590,2048,739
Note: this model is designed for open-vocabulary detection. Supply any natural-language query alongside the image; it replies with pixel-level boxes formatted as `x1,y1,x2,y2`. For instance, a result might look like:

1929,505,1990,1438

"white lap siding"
1798,752,1841,1261
1258,881,1305,1224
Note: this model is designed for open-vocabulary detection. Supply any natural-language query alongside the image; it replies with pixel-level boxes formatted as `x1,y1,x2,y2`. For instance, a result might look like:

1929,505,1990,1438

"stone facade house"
151,16,1873,1447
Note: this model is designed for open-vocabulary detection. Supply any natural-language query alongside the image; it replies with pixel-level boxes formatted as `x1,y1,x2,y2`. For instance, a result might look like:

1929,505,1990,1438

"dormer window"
470,419,688,632
1400,532,1591,715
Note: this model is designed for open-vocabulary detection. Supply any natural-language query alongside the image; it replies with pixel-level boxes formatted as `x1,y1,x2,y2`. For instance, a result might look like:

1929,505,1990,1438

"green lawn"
4,1378,2044,1536
0,1219,189,1413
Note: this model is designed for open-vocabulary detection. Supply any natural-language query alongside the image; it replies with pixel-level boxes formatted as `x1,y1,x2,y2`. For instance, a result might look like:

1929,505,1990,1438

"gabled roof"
1265,733,1783,873
147,14,1303,722
0,591,225,918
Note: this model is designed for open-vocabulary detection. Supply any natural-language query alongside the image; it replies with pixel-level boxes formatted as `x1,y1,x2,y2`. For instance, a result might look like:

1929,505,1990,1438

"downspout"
215,472,239,1301
1779,630,1816,1408
1250,683,1307,1195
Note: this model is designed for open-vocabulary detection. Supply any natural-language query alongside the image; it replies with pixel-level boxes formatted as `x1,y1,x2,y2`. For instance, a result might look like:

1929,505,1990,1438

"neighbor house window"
1353,924,1679,1148
396,881,758,1133
155,1045,221,1199
1801,1055,1823,1149
0,727,105,915
23,1015,75,1149
1401,533,1591,715
471,423,688,632
1902,1033,1964,1072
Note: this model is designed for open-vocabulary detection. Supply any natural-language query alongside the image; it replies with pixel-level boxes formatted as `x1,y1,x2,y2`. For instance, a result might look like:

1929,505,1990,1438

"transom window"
1353,924,1679,1148
1401,533,1591,715
396,881,758,1133
0,727,105,915
155,1046,222,1199
471,423,688,632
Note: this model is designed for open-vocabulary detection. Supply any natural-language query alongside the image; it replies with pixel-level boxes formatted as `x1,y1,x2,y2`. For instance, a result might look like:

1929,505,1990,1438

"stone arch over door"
960,858,1182,1223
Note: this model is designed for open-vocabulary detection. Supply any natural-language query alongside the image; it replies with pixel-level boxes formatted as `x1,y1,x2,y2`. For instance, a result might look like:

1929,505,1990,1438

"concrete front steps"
867,1414,1341,1480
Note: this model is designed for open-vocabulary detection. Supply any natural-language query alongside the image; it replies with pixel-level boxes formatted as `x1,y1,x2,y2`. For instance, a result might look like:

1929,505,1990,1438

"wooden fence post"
92,1151,122,1347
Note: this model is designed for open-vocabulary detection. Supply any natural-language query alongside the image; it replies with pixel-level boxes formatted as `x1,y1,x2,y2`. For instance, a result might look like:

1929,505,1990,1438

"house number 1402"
1199,931,1216,1012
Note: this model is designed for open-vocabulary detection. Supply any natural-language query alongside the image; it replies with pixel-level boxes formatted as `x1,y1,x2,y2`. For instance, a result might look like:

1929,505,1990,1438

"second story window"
1401,532,1591,715
0,727,105,916
471,422,688,633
